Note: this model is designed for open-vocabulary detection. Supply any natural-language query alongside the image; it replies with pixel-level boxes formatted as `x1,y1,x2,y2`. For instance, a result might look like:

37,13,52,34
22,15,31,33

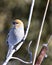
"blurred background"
0,0,52,65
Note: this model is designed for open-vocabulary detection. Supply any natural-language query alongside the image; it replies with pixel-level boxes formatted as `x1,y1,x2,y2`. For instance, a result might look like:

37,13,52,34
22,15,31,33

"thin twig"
32,0,50,65
11,57,32,64
24,0,35,40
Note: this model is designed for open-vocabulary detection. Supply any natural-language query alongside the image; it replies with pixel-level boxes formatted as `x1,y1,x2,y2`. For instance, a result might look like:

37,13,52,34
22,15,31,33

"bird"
6,19,24,58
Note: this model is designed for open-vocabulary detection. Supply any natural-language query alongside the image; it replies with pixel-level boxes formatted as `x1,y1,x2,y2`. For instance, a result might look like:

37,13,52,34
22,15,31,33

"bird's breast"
14,26,24,42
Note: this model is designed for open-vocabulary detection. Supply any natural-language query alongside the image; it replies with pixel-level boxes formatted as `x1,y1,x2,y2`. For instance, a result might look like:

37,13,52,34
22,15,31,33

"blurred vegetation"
0,0,52,65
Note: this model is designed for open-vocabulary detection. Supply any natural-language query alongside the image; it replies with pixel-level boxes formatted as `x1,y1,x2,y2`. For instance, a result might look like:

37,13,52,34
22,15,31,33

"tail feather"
6,46,13,58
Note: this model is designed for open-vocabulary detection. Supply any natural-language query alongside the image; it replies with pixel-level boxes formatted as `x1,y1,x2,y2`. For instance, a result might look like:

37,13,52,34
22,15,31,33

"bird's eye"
12,22,15,24
12,22,18,24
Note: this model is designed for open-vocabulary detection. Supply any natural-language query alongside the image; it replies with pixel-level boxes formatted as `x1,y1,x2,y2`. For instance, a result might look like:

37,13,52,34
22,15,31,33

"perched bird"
6,19,24,58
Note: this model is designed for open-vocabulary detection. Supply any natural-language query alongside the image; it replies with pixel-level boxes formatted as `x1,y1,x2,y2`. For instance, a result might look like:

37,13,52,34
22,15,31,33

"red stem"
35,45,48,65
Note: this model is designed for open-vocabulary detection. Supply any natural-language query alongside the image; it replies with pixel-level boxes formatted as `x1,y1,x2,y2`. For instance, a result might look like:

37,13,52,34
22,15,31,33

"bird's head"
12,19,24,28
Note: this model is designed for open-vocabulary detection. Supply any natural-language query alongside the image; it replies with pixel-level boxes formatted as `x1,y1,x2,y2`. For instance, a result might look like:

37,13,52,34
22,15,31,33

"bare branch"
11,57,32,64
23,0,35,40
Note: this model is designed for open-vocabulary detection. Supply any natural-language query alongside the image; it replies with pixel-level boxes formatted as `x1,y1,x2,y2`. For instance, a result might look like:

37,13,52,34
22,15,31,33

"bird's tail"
6,46,13,59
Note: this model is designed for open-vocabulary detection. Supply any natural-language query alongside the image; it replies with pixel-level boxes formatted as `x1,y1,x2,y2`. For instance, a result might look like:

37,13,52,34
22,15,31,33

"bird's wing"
6,28,18,48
